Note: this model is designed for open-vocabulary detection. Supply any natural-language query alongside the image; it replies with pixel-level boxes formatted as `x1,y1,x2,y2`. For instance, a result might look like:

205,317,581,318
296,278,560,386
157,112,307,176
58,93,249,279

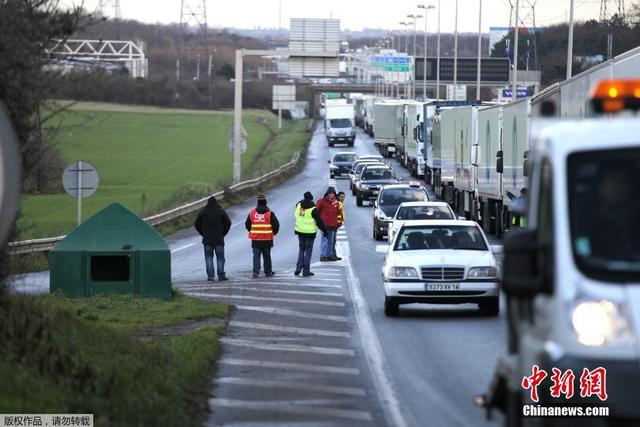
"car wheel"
479,297,499,316
373,226,383,241
356,194,363,207
384,297,399,316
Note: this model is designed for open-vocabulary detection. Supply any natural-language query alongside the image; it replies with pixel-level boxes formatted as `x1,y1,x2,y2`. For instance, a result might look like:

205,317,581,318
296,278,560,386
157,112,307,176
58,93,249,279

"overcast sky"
66,0,606,32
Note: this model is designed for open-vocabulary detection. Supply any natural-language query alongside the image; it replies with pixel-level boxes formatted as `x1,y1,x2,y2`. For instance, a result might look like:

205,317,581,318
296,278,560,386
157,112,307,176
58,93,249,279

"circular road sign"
0,103,21,244
228,138,248,154
63,161,100,198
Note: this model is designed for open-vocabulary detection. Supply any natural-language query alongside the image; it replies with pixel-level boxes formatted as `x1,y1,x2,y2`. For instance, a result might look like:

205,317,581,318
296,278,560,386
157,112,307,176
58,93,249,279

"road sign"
228,138,247,154
501,88,530,99
63,161,99,226
0,103,21,245
447,84,467,101
228,125,247,137
63,161,99,198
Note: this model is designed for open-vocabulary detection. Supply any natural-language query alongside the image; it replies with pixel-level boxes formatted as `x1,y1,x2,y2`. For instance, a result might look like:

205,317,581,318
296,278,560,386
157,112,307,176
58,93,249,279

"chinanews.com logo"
520,365,610,418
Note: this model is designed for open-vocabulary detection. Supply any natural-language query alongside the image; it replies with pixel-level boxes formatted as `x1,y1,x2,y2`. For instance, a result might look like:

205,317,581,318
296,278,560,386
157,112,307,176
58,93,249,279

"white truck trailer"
399,101,425,178
373,101,404,158
324,100,356,147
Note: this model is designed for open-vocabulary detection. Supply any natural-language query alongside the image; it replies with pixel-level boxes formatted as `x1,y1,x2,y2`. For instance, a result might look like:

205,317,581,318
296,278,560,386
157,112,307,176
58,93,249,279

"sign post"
272,85,296,130
62,161,99,226
0,103,20,245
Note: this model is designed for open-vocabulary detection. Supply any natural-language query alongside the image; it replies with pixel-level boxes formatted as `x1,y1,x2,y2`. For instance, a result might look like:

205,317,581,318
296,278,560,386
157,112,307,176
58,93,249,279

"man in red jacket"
316,186,342,261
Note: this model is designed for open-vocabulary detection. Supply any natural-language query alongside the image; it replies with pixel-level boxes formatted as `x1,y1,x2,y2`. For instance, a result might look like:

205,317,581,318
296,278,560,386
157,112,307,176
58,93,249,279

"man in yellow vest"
245,194,280,278
294,191,327,277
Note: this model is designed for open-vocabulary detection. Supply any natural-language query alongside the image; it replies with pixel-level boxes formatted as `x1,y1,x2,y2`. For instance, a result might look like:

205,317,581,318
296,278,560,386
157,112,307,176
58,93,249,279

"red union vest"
249,209,274,240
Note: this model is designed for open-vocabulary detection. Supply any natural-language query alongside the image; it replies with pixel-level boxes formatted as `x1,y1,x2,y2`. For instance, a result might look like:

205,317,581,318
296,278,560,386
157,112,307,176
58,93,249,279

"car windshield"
330,119,351,128
354,162,378,173
380,188,427,205
568,148,640,282
394,225,487,251
395,205,453,220
333,153,357,162
362,168,394,180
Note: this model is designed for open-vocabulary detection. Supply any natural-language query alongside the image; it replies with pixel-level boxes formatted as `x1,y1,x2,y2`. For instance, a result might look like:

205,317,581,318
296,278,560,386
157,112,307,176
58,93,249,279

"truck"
418,103,437,183
398,101,425,178
354,96,366,129
479,79,640,426
324,100,355,147
373,101,404,158
364,96,378,137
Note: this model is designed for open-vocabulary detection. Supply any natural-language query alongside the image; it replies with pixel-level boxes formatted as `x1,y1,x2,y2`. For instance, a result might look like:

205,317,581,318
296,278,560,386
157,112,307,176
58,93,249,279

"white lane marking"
188,286,343,298
229,320,351,338
171,243,195,253
311,267,342,272
267,277,343,283
177,281,342,291
220,338,355,356
209,398,372,421
184,292,345,307
216,377,366,397
219,358,360,375
340,240,409,427
235,305,348,322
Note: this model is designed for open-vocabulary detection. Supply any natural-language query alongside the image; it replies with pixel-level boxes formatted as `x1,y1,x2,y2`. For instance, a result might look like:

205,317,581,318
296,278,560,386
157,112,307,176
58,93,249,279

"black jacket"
194,197,232,246
245,205,280,248
295,199,327,237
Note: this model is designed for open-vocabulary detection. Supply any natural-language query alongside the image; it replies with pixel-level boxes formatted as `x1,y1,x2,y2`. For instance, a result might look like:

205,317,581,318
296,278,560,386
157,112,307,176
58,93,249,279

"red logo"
579,367,608,401
521,366,608,402
550,368,576,399
522,365,548,402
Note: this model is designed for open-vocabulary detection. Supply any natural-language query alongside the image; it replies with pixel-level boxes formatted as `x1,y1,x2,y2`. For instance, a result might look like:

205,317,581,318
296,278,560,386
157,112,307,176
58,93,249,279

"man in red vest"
245,194,280,278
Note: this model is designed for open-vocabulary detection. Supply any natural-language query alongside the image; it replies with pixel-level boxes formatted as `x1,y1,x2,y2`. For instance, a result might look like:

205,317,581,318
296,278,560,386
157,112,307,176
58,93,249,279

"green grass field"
18,103,309,240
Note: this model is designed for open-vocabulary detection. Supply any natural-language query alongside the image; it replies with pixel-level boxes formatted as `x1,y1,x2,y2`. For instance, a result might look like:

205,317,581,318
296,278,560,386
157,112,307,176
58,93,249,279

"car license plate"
426,283,460,291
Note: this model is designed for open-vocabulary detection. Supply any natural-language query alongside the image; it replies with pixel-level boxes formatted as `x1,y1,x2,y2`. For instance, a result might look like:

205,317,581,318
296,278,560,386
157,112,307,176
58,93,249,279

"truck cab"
480,81,640,426
324,100,356,147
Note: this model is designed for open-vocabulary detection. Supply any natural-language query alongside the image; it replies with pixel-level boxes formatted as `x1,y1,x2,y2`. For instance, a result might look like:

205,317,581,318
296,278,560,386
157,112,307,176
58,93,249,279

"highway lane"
334,129,506,426
9,123,506,426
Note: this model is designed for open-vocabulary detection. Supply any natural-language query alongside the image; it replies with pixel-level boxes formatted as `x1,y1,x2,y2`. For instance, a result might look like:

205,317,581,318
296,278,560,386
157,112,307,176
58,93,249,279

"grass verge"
0,291,230,426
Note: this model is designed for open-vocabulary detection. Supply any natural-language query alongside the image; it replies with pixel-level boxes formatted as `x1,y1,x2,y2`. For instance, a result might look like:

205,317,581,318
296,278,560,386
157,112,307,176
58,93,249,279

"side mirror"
523,159,530,177
471,145,480,167
502,230,545,298
413,127,418,140
491,245,504,255
496,150,504,174
376,244,390,254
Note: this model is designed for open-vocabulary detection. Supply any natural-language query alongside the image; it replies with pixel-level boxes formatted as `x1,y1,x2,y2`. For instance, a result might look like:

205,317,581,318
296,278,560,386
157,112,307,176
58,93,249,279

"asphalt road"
9,124,507,426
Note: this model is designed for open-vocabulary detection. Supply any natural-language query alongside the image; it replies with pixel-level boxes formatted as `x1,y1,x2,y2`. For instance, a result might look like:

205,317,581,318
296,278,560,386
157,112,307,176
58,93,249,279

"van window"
568,148,640,282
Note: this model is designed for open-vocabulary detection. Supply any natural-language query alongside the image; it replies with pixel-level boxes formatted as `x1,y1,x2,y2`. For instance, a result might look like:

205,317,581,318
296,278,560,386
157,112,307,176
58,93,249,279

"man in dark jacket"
245,194,280,278
194,196,232,281
294,191,327,277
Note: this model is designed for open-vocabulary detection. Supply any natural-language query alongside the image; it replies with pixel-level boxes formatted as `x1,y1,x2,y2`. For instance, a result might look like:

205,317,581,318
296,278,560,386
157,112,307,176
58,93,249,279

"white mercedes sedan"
387,201,458,243
377,220,501,317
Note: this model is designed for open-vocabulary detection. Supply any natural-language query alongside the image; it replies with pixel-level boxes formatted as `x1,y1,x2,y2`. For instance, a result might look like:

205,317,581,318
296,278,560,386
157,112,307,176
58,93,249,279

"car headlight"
387,266,419,279
377,211,388,221
358,183,369,190
467,267,497,278
571,300,632,347
330,165,339,170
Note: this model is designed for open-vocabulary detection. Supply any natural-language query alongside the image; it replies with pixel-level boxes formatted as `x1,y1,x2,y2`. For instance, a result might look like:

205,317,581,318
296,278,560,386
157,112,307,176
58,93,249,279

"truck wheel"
356,194,363,207
384,297,400,316
479,297,499,316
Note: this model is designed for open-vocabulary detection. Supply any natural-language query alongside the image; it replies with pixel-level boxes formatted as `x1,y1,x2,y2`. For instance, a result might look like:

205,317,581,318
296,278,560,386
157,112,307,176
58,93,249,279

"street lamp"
567,0,575,80
453,0,459,91
399,21,410,99
476,0,482,101
407,13,423,99
436,0,441,99
418,3,435,99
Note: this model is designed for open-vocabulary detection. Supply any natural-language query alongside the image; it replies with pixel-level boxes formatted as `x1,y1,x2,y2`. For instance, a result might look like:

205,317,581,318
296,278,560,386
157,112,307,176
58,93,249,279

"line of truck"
350,45,640,237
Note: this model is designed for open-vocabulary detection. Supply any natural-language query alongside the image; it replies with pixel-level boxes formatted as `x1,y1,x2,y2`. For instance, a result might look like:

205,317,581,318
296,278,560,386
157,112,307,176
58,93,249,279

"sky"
64,0,607,33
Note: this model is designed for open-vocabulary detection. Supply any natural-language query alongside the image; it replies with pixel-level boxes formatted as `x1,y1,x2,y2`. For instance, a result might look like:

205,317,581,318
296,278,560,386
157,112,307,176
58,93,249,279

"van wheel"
384,298,399,316
479,297,499,316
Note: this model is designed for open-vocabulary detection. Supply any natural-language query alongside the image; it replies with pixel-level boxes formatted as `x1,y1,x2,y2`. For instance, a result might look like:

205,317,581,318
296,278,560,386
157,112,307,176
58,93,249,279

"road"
9,125,506,426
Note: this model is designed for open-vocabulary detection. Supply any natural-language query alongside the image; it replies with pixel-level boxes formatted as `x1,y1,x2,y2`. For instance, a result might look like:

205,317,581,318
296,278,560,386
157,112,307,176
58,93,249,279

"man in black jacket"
194,196,232,281
245,194,280,278
294,191,327,277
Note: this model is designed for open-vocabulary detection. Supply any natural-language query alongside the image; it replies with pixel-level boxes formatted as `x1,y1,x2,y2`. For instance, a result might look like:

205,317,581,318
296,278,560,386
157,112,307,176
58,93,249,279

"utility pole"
453,0,459,91
476,0,483,101
436,0,441,99
177,0,209,101
512,0,520,102
418,4,435,100
566,0,575,80
407,14,423,99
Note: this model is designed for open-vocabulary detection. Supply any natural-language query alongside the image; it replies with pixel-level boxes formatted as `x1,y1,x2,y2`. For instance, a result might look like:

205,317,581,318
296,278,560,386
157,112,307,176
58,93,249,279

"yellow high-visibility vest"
295,204,317,234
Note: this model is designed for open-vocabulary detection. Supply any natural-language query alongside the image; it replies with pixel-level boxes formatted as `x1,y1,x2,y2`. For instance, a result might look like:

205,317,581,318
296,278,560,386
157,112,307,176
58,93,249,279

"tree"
0,0,85,285
216,63,235,80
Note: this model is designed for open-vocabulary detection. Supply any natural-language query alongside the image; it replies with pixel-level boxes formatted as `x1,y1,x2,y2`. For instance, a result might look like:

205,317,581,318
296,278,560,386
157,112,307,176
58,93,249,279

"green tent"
50,203,172,299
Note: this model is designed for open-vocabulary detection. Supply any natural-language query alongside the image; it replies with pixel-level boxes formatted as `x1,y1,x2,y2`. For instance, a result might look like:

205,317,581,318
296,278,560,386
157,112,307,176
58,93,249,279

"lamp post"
407,13,423,99
436,0,441,99
512,0,520,102
399,21,410,99
566,0,575,80
453,0,459,91
476,0,482,101
418,3,435,100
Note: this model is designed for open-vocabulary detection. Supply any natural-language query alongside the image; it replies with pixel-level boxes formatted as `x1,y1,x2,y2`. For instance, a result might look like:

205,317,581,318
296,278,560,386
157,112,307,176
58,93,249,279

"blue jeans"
296,235,315,273
253,247,272,275
204,244,225,279
320,228,336,258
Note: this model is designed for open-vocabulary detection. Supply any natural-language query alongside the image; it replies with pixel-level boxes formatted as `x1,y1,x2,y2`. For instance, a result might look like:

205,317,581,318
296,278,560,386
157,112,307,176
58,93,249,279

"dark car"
329,152,358,178
372,183,429,240
355,165,399,207
349,159,385,193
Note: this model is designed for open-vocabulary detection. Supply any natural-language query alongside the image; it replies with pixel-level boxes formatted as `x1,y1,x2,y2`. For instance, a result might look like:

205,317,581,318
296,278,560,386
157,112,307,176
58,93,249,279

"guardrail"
9,151,302,255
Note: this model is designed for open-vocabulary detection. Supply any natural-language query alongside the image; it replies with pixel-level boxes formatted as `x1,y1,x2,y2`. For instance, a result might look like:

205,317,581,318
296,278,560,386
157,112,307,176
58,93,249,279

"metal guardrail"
9,151,302,255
